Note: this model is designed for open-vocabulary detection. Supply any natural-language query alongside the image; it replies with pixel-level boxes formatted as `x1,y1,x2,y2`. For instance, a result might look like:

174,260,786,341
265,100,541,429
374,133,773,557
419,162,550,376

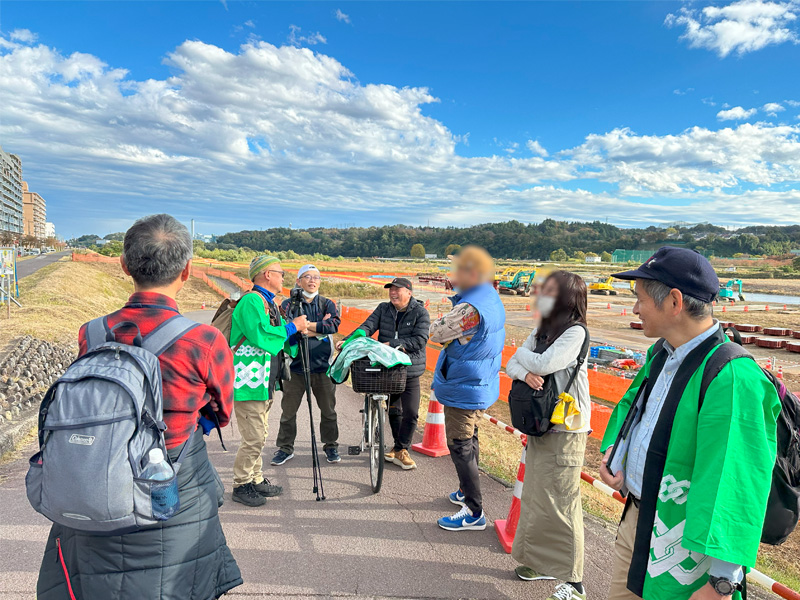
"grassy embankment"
0,259,223,348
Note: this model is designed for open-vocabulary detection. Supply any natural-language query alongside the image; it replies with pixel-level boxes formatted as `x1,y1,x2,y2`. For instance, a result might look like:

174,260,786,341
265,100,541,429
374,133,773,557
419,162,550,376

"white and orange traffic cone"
495,445,525,553
778,365,784,379
766,305,770,312
744,305,749,313
766,357,772,370
722,305,726,313
201,301,206,310
607,303,611,310
593,363,598,373
412,391,450,458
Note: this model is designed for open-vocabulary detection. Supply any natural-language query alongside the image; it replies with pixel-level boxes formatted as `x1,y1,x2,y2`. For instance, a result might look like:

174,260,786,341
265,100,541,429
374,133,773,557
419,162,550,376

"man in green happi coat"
599,247,780,600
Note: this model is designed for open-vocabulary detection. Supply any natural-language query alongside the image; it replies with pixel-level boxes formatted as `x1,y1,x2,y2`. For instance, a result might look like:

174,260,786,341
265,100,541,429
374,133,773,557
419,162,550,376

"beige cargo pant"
232,399,273,486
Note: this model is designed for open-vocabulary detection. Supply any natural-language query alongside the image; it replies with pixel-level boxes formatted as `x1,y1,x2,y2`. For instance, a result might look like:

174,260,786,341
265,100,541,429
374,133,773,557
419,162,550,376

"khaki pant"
609,501,642,600
233,399,273,486
512,432,586,582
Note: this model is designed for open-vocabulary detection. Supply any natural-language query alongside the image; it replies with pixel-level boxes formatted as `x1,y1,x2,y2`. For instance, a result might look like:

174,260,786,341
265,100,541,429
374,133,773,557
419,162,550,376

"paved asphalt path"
0,309,776,600
15,251,70,279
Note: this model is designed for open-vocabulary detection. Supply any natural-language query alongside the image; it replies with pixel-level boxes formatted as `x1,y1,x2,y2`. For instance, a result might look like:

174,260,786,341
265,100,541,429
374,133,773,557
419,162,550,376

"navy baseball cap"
612,247,719,303
385,277,413,292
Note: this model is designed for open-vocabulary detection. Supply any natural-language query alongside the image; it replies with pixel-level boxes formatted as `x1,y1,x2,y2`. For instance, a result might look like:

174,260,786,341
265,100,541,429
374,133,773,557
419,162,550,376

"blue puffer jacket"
433,282,506,410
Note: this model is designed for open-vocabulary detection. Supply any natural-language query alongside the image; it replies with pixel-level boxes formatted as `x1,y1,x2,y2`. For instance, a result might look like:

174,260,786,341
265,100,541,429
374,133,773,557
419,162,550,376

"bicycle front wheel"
368,397,385,494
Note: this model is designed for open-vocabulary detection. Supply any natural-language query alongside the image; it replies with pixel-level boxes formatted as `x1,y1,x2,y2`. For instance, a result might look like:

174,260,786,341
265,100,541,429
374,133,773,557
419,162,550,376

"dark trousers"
388,376,421,451
444,405,484,514
276,372,339,453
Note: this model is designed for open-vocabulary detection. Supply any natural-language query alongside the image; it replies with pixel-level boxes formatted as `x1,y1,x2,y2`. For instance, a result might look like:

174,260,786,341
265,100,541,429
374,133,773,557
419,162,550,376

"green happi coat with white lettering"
601,333,780,600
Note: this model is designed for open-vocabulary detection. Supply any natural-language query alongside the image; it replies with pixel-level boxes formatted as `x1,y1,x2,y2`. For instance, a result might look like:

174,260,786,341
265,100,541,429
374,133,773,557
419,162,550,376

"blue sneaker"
271,450,294,466
325,447,341,463
438,506,487,531
448,489,466,507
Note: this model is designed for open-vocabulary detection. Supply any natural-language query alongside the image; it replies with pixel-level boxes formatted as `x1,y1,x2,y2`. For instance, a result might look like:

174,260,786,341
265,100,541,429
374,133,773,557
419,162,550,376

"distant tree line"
211,221,800,260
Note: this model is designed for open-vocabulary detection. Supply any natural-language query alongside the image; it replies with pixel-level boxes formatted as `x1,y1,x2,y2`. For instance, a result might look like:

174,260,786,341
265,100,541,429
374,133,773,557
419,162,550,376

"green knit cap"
249,255,280,281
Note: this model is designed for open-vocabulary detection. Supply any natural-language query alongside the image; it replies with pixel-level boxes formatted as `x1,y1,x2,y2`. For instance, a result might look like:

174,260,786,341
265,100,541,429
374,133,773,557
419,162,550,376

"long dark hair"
536,270,588,345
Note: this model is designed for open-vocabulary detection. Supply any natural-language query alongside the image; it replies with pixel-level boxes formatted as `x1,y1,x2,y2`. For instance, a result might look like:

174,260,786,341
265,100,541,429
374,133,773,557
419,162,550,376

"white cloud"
702,97,718,106
665,0,800,57
8,29,37,43
288,25,327,46
673,87,694,95
334,9,351,24
717,106,757,120
2,31,800,232
244,20,255,28
527,140,548,157
763,102,786,115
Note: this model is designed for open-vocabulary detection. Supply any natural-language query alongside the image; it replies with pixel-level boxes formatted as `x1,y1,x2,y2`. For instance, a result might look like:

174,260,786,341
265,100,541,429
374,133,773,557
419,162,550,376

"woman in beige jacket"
505,270,591,600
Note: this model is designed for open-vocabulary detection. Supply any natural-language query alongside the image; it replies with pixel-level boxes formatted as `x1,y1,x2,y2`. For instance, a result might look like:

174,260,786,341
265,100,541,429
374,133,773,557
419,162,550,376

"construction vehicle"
588,276,635,296
718,279,745,302
499,270,535,295
495,267,519,283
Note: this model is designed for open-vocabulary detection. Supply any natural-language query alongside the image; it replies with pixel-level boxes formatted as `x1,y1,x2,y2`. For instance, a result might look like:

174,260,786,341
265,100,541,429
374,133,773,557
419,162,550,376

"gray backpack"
25,314,199,534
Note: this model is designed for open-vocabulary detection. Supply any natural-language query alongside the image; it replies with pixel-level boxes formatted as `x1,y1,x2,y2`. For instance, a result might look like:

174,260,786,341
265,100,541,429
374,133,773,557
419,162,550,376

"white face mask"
537,295,556,318
302,290,319,300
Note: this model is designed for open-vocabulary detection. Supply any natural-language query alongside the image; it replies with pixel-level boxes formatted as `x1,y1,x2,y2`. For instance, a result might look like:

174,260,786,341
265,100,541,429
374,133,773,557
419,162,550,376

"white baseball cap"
297,264,320,279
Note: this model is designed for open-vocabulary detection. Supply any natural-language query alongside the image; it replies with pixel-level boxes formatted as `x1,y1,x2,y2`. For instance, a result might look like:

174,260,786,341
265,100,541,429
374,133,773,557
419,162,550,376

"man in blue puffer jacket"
430,245,506,531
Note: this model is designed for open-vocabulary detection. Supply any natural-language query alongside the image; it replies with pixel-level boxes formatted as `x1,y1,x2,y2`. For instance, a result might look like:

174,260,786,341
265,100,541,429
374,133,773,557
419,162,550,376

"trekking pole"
299,332,325,501
289,288,325,501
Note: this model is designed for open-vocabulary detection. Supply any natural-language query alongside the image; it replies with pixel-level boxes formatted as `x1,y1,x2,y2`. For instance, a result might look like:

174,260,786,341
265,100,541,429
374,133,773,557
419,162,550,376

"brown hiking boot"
392,449,417,470
384,449,396,462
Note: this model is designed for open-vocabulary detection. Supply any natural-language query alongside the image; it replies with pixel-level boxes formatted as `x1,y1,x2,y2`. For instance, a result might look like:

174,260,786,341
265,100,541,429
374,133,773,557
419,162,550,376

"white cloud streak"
717,106,757,120
666,0,800,57
334,9,351,24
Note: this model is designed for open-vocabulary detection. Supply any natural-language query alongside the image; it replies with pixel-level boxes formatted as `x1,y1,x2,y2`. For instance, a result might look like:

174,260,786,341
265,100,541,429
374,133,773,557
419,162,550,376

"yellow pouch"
550,391,583,430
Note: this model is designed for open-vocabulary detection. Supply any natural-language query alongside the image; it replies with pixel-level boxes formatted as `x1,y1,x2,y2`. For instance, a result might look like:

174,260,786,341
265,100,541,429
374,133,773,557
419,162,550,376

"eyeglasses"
267,269,286,277
301,275,321,282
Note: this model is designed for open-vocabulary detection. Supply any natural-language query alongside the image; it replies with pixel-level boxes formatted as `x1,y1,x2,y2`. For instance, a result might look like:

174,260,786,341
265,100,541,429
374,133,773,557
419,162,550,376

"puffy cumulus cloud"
717,106,757,120
566,124,800,194
526,140,548,157
763,101,786,115
666,0,799,57
8,29,38,43
2,31,800,230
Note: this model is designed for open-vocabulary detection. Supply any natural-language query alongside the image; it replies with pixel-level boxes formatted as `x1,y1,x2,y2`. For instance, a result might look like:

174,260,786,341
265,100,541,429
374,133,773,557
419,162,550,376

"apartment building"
1,146,24,235
23,181,47,239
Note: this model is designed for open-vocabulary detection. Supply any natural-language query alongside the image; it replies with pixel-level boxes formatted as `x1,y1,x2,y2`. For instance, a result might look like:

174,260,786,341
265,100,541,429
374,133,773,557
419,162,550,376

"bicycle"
346,358,407,494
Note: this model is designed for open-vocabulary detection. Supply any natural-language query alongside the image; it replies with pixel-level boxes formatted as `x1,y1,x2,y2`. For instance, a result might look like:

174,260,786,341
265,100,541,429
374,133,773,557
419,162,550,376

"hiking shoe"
325,447,342,463
232,483,267,507
449,489,466,507
437,506,487,531
515,566,556,581
384,449,396,462
392,449,417,470
547,583,587,600
271,450,294,466
253,478,283,497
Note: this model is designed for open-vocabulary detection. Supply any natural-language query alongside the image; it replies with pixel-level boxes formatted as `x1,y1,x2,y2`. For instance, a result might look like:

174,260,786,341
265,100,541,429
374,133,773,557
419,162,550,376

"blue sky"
1,0,800,238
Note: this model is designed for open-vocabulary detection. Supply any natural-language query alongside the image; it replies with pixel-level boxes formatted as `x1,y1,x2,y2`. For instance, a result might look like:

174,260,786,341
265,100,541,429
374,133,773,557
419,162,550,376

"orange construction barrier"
411,391,450,457
495,445,525,553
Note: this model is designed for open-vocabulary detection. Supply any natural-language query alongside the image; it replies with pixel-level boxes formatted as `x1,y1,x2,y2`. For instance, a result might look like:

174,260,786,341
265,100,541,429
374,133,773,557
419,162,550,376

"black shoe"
232,483,267,507
271,450,294,466
253,478,283,497
325,447,341,463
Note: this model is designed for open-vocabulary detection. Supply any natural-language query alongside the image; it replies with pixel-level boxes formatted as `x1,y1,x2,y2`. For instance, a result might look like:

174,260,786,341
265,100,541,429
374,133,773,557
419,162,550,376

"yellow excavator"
588,276,635,296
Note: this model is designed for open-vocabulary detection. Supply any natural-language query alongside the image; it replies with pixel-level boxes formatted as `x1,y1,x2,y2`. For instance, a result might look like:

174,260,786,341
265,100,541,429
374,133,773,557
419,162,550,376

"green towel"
328,330,412,384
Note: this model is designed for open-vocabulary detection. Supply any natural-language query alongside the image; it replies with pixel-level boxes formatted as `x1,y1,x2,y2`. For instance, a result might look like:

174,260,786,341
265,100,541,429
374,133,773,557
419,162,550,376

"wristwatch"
709,576,742,596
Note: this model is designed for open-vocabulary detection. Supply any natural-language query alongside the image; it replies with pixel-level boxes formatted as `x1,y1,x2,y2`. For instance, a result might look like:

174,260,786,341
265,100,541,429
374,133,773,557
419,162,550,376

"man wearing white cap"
276,265,342,464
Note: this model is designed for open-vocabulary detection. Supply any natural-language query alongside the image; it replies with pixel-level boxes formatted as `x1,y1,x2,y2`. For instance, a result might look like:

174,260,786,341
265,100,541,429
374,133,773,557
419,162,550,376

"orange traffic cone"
412,391,450,457
607,303,611,310
593,363,598,372
495,445,526,553
766,305,770,311
722,305,726,313
778,365,784,379
766,357,772,370
201,301,206,310
744,305,749,313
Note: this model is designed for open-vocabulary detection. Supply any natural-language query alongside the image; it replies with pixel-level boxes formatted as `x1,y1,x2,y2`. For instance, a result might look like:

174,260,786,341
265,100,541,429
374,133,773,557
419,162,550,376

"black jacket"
281,294,340,374
37,428,242,600
354,297,430,378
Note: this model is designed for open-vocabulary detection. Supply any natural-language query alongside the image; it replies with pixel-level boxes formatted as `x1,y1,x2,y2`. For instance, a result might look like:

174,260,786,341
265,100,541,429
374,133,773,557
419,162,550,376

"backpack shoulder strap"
85,316,110,350
142,315,201,357
699,342,754,409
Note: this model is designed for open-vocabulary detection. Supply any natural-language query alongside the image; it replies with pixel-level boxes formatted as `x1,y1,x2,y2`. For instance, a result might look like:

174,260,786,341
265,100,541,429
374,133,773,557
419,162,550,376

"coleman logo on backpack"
68,434,95,446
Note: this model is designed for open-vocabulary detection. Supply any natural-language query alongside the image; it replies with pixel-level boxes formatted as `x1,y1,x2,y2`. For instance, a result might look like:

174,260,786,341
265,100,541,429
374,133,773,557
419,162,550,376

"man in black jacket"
275,265,342,464
342,277,430,470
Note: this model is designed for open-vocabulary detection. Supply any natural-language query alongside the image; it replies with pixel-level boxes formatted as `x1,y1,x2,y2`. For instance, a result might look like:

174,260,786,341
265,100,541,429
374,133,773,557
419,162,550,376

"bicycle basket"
350,358,408,394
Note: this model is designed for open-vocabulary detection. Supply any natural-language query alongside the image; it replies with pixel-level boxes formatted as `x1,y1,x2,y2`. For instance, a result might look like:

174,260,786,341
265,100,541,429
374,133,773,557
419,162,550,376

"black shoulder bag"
508,324,590,436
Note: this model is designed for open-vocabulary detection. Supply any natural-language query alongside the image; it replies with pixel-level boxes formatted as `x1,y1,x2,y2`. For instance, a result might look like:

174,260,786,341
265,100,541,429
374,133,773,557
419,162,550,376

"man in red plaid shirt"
37,214,242,600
